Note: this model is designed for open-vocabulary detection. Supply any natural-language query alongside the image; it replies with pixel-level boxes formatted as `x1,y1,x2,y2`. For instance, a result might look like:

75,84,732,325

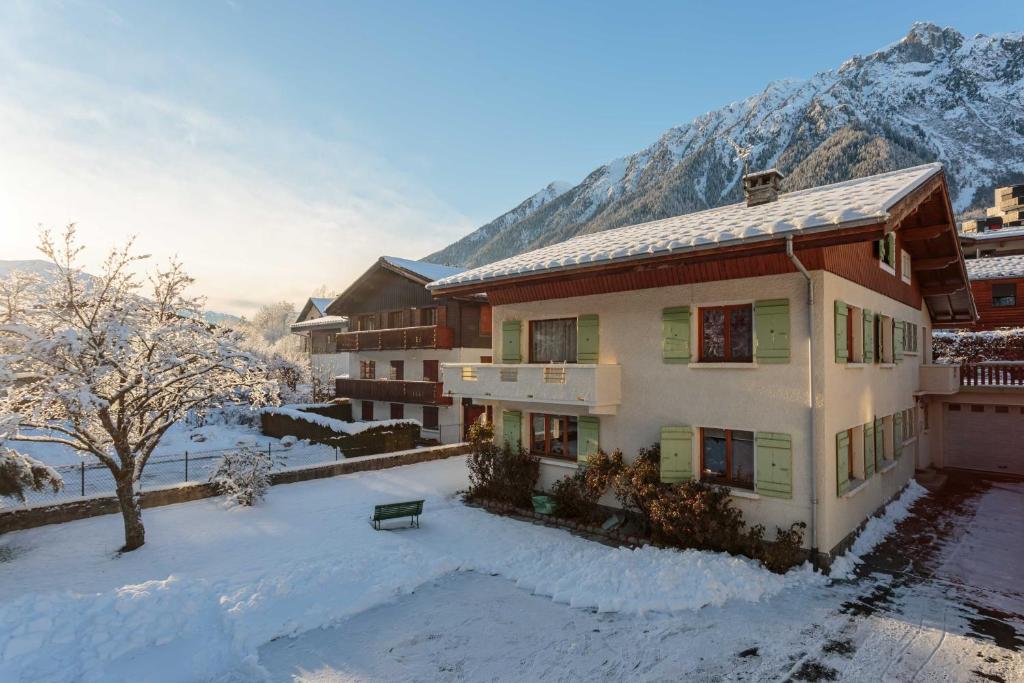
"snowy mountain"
426,23,1024,268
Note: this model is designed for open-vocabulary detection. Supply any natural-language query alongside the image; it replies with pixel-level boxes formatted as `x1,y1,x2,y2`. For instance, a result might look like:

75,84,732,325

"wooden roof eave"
429,220,888,299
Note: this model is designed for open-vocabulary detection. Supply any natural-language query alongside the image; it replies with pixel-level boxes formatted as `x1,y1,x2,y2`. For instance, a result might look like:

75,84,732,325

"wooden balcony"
960,362,1024,387
335,378,453,405
335,325,454,352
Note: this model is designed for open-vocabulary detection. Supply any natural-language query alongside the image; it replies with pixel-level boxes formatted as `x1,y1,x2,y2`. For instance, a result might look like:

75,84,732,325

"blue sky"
0,1,1020,314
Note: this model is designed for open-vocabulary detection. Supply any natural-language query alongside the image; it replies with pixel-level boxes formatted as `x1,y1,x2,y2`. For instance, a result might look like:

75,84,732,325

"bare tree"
0,226,276,550
0,270,43,324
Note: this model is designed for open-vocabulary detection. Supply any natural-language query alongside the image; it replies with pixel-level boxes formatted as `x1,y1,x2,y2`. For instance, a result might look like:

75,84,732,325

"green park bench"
371,500,424,530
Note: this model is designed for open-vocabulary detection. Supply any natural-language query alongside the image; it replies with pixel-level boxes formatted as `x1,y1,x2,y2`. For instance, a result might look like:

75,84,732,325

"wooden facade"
969,277,1024,330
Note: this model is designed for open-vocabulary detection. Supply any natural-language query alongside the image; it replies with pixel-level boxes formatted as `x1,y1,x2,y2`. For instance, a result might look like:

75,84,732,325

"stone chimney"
743,169,785,207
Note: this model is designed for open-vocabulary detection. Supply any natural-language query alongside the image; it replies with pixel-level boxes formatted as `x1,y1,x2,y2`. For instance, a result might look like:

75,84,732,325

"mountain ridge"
426,23,1024,268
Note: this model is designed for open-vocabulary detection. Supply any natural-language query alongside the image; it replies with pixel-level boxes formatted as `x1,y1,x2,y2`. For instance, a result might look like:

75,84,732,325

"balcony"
960,362,1024,388
336,325,454,352
441,363,622,415
335,378,452,405
917,364,960,395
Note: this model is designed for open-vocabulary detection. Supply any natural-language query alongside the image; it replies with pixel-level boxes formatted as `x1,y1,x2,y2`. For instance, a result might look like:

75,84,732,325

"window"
971,404,985,413
390,403,404,419
901,250,912,284
948,403,961,411
360,360,376,379
480,355,493,363
904,322,919,353
419,307,437,326
879,315,894,363
878,232,897,272
361,400,374,421
479,304,492,336
882,415,895,459
422,406,439,430
358,314,377,331
389,360,404,381
845,305,864,363
422,359,439,382
993,283,1017,307
699,305,753,362
529,414,578,460
387,310,405,329
996,405,1010,414
529,318,577,364
700,428,754,490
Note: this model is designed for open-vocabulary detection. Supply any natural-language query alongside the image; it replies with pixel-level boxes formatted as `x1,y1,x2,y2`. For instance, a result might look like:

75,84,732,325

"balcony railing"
960,362,1024,387
335,378,452,405
441,363,622,415
336,325,454,352
917,364,960,395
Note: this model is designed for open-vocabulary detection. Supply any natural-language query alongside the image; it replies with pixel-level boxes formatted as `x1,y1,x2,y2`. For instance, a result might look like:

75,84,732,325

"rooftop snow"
960,227,1024,242
290,315,348,331
428,163,943,290
382,256,465,282
965,255,1024,281
310,298,334,315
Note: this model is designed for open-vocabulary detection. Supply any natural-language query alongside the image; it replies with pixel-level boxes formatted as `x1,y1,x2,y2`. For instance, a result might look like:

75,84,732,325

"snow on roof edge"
428,163,942,291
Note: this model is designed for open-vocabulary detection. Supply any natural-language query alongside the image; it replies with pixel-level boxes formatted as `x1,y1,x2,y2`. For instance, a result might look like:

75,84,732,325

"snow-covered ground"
0,459,1020,682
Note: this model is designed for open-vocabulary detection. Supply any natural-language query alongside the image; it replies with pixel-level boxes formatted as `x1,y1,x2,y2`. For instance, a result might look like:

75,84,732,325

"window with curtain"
529,318,577,363
699,305,752,362
701,428,754,489
529,414,578,460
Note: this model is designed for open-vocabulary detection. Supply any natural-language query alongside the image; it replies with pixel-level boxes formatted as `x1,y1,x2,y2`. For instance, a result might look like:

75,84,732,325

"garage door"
943,403,1024,476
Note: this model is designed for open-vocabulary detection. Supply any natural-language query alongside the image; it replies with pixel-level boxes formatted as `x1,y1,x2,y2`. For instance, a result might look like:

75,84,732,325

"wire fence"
18,441,342,508
15,422,469,508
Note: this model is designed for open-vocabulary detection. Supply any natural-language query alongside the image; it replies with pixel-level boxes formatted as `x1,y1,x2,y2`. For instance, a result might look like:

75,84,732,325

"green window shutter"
754,299,790,364
501,320,522,364
836,430,850,495
662,307,691,363
885,233,897,268
577,416,600,463
894,320,904,362
863,309,875,363
577,315,599,363
755,432,792,498
875,417,884,468
502,410,522,450
660,426,693,483
894,412,903,458
834,301,848,363
863,421,875,478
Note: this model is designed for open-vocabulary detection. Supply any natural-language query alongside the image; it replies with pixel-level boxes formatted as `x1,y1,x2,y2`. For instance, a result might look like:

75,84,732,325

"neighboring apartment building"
290,297,349,396
964,255,1024,329
960,182,1024,259
430,163,975,563
326,256,492,443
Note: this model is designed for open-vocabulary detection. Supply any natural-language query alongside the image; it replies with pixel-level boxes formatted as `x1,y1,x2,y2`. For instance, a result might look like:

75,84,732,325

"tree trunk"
114,474,145,551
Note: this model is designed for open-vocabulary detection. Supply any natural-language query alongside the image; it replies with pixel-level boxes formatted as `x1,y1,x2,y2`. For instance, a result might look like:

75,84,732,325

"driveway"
255,474,1024,682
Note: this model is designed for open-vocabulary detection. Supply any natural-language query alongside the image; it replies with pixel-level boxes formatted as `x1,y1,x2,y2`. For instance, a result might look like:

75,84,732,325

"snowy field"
8,416,340,505
0,458,1021,682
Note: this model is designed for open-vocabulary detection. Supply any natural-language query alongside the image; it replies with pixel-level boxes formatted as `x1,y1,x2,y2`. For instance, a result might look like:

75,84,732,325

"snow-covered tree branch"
0,225,278,550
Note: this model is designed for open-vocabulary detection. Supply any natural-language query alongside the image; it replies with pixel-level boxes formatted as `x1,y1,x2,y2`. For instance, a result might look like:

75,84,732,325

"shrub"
464,437,539,508
549,450,625,521
648,480,751,554
466,421,494,451
612,444,664,533
759,522,807,573
210,446,273,506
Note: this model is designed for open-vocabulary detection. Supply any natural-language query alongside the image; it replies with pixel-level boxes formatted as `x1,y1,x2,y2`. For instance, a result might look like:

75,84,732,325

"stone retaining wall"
0,443,469,535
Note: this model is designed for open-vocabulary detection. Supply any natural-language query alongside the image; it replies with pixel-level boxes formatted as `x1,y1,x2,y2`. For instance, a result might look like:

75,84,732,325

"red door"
463,403,486,439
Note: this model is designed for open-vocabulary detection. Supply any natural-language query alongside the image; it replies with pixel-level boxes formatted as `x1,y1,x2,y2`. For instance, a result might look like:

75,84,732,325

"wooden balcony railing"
335,378,452,405
960,362,1024,387
335,325,454,352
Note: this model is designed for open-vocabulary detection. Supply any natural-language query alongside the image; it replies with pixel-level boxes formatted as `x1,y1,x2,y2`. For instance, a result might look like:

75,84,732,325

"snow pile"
829,480,928,579
258,405,419,435
0,458,822,682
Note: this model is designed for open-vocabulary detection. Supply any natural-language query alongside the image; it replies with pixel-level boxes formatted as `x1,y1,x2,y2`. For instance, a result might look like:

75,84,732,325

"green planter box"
531,495,556,515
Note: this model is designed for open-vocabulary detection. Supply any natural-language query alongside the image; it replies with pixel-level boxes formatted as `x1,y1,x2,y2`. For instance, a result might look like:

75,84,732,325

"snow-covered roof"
381,256,464,283
290,315,348,331
965,255,1024,281
960,227,1024,242
310,298,334,315
429,163,943,290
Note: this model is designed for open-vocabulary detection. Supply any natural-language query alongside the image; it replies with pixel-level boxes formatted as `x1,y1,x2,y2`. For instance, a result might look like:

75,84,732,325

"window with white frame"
901,250,912,284
904,322,919,354
845,304,864,363
879,315,894,363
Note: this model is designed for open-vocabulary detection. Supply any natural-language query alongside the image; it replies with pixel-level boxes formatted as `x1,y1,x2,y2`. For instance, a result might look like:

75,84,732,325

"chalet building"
290,297,349,395
429,163,983,563
963,255,1024,329
325,256,492,443
960,182,1024,259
